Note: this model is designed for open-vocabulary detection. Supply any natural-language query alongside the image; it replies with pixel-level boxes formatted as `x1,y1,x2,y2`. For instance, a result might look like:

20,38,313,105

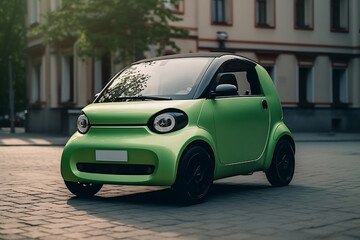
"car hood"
83,100,204,125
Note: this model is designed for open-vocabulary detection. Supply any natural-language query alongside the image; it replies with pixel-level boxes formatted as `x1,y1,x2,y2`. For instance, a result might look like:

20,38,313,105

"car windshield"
96,57,212,102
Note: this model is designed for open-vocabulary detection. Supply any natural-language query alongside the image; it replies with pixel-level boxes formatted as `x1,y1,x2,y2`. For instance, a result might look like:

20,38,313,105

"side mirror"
209,84,238,99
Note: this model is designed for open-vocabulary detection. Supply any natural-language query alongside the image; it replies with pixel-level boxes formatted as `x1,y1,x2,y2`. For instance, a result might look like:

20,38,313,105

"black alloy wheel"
173,146,214,204
265,139,295,186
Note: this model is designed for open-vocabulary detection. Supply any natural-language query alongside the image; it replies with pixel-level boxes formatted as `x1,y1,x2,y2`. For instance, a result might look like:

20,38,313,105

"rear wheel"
64,181,103,197
172,146,214,205
265,139,295,186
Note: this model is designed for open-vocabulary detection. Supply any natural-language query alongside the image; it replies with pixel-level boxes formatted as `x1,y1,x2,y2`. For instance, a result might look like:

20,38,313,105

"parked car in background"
0,111,25,128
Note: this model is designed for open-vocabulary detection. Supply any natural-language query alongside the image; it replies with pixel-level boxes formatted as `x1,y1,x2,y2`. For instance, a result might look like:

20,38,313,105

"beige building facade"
25,0,360,134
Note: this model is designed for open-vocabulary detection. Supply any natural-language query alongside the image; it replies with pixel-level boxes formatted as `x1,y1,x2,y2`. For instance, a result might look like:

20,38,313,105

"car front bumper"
61,125,204,186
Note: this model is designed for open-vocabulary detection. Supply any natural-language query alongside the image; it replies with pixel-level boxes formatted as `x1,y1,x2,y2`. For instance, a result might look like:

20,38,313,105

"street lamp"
8,56,15,133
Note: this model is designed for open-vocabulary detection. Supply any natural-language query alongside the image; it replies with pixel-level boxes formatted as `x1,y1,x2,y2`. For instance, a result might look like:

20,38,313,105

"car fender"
175,126,217,172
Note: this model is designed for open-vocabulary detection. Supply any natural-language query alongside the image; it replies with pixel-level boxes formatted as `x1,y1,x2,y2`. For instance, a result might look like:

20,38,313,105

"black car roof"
135,52,258,65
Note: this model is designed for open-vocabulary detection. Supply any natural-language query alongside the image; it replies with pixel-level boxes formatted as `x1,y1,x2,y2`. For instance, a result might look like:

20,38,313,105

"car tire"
64,180,103,197
265,139,295,187
172,146,214,205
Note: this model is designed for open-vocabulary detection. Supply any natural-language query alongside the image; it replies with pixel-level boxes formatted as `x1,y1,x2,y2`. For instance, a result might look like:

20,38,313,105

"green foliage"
0,0,26,116
35,0,188,64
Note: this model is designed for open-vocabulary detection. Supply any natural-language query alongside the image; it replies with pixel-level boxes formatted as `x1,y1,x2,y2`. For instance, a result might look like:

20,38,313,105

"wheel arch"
175,140,216,184
182,140,215,170
264,122,295,170
279,134,295,154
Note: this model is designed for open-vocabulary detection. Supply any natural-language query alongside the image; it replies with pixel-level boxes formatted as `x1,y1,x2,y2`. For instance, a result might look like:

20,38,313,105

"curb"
294,139,360,143
0,144,66,147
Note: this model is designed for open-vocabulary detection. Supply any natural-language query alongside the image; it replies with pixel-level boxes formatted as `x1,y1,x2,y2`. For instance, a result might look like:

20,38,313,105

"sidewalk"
0,127,69,146
1,127,360,146
293,132,360,142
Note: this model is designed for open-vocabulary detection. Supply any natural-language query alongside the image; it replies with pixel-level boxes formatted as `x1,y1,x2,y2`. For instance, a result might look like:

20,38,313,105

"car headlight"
77,114,90,134
148,110,188,134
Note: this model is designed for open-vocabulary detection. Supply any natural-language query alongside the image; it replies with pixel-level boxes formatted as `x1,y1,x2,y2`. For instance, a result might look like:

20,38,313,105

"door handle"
262,100,268,109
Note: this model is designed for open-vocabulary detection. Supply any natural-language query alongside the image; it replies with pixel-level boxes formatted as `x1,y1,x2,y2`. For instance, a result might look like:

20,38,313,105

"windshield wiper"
114,96,172,102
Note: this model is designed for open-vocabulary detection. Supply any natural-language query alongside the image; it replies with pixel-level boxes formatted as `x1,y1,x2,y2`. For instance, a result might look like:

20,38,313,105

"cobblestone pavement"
1,142,360,240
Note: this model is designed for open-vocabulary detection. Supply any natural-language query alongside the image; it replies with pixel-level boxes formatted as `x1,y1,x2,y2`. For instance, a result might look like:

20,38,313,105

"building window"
31,64,41,103
61,55,74,103
295,0,313,29
298,67,314,106
94,53,111,95
212,0,232,25
255,0,275,28
28,0,40,25
332,68,348,105
331,0,349,32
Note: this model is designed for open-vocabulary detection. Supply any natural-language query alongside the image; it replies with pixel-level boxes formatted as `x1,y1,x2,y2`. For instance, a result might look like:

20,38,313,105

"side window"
215,60,262,96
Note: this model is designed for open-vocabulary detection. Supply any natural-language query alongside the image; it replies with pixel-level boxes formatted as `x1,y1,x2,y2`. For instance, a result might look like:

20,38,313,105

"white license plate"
95,150,128,162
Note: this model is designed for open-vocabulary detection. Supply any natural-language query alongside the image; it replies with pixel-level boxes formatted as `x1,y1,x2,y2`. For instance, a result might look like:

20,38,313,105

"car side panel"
197,97,268,179
208,97,270,164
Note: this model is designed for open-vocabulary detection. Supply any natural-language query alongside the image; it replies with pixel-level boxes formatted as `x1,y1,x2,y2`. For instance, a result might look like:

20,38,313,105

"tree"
34,0,188,64
0,0,26,118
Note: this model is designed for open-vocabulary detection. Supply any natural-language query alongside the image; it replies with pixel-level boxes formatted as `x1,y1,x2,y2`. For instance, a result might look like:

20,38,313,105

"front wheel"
172,146,214,205
64,180,103,197
265,139,295,187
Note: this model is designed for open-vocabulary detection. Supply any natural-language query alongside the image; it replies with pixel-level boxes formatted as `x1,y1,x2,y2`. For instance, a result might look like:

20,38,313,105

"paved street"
1,139,360,239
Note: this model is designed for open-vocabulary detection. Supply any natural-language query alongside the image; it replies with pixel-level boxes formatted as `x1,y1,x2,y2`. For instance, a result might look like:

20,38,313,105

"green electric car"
61,53,295,204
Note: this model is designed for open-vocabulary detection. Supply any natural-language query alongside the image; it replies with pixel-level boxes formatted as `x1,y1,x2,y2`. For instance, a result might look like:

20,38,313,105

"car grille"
77,163,155,175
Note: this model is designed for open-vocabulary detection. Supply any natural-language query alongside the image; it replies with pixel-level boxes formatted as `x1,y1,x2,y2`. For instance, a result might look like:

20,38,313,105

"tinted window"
214,60,262,96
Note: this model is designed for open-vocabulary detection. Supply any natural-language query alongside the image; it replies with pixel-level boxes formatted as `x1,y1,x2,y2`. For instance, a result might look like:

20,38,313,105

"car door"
209,61,270,165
